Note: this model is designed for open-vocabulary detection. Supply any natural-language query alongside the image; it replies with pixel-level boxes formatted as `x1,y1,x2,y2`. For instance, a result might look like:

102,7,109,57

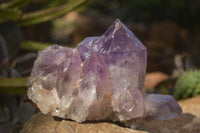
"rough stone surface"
27,19,181,124
22,112,200,133
137,113,200,133
22,113,147,133
22,96,200,133
22,113,57,133
144,72,169,91
178,96,200,117
135,96,200,133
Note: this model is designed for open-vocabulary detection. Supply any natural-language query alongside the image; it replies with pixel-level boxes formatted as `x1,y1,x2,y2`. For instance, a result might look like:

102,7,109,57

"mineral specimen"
27,19,182,124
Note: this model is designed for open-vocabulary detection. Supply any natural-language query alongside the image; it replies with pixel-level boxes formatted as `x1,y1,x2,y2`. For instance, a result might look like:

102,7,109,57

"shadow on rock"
137,113,199,133
22,113,200,133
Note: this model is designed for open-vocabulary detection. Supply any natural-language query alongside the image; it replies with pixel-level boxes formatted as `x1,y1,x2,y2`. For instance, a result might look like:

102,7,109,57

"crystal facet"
27,19,182,123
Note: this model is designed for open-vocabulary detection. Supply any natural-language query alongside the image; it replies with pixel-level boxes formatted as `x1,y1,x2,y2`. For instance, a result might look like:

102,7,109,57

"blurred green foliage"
0,0,88,93
19,0,87,26
154,77,178,95
0,0,88,132
0,0,87,61
174,70,200,100
0,0,87,25
20,40,52,51
0,77,27,94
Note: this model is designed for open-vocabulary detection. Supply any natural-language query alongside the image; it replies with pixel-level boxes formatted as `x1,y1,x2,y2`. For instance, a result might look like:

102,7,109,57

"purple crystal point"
27,19,182,124
77,19,148,121
69,53,112,121
145,94,182,120
77,19,146,60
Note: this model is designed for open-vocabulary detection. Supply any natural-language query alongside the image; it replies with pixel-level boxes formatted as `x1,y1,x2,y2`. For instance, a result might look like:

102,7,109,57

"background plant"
0,0,88,132
0,0,88,90
174,70,200,100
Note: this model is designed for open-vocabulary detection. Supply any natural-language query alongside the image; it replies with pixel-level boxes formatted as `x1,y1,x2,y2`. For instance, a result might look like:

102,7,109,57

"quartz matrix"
28,19,182,123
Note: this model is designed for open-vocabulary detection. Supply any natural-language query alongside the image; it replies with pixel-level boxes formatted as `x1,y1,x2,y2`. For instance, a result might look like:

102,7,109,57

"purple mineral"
27,19,182,124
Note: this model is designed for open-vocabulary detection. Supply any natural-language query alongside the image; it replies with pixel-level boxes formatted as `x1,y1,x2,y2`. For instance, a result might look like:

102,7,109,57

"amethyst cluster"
27,19,182,123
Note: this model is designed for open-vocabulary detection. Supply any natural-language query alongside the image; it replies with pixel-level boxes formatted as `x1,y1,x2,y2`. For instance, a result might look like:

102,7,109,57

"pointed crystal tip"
27,19,181,125
145,94,182,120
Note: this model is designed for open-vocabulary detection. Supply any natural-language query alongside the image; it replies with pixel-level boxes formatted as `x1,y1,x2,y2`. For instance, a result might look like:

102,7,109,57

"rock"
22,113,147,133
22,96,200,133
135,96,200,133
144,72,169,91
56,121,146,133
21,113,57,133
137,113,200,133
22,112,200,133
178,96,200,117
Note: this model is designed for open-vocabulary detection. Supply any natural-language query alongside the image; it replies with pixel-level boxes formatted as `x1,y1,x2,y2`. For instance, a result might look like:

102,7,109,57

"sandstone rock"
144,72,169,91
178,96,200,117
21,113,57,133
137,113,200,133
23,95,200,133
135,96,200,133
22,113,147,133
22,112,200,133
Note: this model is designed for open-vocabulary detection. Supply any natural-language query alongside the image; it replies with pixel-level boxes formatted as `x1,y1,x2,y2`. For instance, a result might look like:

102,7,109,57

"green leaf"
174,70,200,100
0,77,27,87
0,0,32,9
20,40,67,51
19,0,88,26
0,8,21,22
0,87,27,94
20,40,52,51
0,77,27,94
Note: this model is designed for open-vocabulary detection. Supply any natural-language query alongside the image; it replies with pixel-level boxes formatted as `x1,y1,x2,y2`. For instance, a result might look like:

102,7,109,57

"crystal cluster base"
27,19,182,123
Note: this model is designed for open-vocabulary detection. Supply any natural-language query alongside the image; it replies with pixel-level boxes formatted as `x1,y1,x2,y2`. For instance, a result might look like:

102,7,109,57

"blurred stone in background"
144,72,169,91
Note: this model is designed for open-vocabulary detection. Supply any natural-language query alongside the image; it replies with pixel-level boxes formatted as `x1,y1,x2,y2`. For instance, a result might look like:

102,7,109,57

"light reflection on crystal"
27,19,182,124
